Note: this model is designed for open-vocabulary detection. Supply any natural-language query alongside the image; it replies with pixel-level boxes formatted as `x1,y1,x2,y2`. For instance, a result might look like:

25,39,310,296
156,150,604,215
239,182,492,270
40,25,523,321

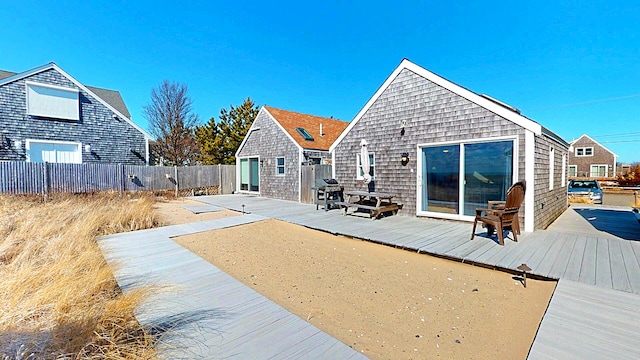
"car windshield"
569,181,598,189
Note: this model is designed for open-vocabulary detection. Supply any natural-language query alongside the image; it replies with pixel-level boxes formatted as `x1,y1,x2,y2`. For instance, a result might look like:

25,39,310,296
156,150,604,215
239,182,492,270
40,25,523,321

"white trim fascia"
524,130,535,232
145,138,150,165
0,63,54,86
298,149,304,203
331,151,336,179
415,143,422,215
573,134,618,157
264,107,305,153
1,62,153,140
330,59,542,153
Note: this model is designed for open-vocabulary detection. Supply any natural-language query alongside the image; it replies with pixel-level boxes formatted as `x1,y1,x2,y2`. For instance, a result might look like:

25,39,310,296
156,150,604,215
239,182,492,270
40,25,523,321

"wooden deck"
529,278,640,359
193,194,640,359
98,214,367,359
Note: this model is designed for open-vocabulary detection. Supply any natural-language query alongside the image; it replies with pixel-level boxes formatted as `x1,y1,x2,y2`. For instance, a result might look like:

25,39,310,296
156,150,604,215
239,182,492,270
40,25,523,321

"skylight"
296,127,314,141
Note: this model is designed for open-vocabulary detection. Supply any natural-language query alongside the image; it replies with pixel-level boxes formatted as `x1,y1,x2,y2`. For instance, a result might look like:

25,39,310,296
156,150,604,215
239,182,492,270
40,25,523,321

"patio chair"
471,181,526,245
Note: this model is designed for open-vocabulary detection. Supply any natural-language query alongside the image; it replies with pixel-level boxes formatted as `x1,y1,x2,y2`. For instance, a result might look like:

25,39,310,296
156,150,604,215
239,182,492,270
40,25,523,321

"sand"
158,200,556,359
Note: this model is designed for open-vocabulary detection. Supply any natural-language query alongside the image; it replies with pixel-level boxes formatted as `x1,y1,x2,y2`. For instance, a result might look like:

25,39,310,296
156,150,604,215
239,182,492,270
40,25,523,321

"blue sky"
3,1,639,162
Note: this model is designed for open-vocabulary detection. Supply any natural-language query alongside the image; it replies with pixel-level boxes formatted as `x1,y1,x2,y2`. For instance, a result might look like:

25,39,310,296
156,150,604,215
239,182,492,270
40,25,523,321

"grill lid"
316,178,340,188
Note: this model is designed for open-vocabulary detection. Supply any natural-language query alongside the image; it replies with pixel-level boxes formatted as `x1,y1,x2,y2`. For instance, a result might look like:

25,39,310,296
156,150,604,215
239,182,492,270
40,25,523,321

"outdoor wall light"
14,140,22,149
401,152,410,164
84,144,91,152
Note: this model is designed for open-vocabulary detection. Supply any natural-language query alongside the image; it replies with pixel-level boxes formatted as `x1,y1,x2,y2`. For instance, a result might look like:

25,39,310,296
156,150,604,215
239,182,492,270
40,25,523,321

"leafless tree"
144,80,200,166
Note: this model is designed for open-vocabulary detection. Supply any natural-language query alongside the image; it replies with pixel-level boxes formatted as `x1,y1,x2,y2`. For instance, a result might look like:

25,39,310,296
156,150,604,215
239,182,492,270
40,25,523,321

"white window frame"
561,154,566,187
25,139,82,164
356,152,375,180
575,147,594,157
549,147,555,191
276,157,285,176
26,81,80,120
415,135,518,222
568,165,577,177
590,164,608,178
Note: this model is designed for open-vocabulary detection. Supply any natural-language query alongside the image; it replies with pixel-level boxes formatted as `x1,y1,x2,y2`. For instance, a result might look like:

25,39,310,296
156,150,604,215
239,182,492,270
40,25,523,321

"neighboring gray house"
568,134,617,178
330,59,569,231
0,62,151,165
236,106,348,201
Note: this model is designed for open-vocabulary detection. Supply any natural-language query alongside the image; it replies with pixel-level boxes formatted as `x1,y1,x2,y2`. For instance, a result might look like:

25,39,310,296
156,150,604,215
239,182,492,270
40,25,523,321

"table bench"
336,190,401,219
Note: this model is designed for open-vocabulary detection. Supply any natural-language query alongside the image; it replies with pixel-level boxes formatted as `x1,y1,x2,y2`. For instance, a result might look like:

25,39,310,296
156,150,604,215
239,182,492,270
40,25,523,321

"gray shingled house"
236,106,348,202
568,134,617,178
0,62,152,165
330,59,569,231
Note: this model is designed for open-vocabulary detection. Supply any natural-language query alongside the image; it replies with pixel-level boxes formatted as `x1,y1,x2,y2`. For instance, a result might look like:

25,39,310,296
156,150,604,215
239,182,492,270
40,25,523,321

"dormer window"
26,81,79,120
296,127,314,141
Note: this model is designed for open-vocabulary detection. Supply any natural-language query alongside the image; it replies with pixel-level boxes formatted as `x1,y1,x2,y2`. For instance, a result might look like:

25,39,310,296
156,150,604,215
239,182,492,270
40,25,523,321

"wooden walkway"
194,194,640,359
98,214,366,359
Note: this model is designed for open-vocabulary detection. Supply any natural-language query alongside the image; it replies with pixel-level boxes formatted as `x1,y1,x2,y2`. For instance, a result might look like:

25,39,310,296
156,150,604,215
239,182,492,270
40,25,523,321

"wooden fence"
300,164,333,204
0,161,236,196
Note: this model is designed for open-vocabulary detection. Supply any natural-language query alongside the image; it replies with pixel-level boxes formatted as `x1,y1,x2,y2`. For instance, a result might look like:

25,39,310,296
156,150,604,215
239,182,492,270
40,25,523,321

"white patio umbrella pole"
360,139,371,185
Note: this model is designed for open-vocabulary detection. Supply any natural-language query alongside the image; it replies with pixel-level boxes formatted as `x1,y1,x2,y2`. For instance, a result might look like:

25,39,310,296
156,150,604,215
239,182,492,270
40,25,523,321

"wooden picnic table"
335,190,401,219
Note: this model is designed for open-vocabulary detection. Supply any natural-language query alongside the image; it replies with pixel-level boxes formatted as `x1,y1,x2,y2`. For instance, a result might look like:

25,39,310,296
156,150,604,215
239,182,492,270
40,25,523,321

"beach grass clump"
0,193,159,359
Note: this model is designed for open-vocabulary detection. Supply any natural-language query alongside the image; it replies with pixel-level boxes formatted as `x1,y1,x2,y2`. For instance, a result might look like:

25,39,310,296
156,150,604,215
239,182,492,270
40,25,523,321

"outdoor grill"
315,178,344,211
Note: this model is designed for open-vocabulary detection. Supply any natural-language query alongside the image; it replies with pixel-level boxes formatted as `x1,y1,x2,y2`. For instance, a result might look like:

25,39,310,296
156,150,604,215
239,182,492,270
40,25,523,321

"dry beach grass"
0,194,159,359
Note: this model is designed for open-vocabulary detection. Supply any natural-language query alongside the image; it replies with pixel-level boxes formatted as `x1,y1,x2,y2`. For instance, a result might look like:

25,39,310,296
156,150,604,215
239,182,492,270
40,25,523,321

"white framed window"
26,81,79,120
568,165,577,177
561,154,566,187
26,139,82,164
590,164,608,177
356,152,375,180
549,147,555,190
575,147,593,157
276,157,285,176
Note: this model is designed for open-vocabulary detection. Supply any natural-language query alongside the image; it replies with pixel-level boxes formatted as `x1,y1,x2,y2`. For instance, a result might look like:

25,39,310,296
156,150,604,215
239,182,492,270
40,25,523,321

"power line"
599,139,640,144
594,131,640,138
531,93,640,110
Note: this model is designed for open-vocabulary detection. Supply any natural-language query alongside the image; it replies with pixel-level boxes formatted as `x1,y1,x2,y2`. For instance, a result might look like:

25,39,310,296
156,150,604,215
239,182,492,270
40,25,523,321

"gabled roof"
263,106,348,151
0,62,149,139
331,59,567,152
84,86,131,118
570,134,618,157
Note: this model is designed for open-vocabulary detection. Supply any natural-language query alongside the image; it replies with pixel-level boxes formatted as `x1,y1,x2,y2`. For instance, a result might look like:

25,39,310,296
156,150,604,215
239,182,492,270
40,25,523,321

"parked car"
567,180,603,204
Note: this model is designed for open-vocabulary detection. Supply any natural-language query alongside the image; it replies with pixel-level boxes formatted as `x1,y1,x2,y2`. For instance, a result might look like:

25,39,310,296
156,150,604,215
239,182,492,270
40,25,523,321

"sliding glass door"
239,157,260,192
419,139,514,220
421,145,460,214
463,141,513,215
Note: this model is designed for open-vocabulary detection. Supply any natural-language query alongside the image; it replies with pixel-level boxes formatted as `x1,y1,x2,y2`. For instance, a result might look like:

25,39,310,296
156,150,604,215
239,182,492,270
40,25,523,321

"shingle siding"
334,68,527,216
0,68,146,165
534,135,569,229
569,136,616,178
237,111,300,201
334,67,568,230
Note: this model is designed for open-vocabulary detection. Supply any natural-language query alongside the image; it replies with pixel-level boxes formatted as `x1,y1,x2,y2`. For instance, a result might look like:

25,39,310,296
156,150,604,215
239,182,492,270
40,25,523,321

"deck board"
177,195,640,359
595,237,612,288
98,212,365,359
529,279,640,359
